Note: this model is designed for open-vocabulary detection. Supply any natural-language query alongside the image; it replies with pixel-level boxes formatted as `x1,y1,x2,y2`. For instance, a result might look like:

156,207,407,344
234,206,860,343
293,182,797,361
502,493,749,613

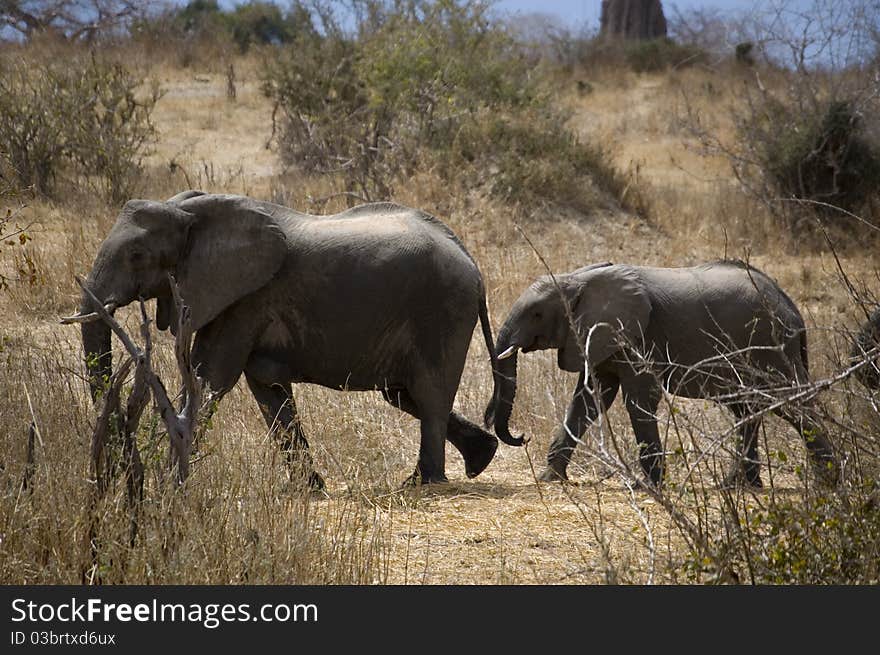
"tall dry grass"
2,40,879,584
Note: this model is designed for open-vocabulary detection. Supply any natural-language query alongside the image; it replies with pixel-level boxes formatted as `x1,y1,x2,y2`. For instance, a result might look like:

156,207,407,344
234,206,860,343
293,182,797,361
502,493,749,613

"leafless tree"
667,4,743,57
0,0,157,41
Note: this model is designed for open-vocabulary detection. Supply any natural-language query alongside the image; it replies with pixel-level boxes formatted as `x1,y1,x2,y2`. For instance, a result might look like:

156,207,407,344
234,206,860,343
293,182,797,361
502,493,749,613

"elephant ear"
558,265,652,372
175,195,288,331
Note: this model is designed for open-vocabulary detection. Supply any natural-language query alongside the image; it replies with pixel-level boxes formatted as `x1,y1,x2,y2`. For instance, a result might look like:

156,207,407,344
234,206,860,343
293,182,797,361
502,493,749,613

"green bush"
229,1,308,52
163,0,309,55
262,0,635,212
448,110,634,214
753,99,880,215
0,53,159,203
174,0,226,33
735,41,754,66
687,489,880,584
749,493,880,584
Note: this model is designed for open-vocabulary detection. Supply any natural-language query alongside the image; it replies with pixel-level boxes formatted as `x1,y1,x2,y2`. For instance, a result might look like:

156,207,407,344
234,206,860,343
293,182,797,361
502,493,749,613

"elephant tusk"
59,303,117,325
497,345,519,360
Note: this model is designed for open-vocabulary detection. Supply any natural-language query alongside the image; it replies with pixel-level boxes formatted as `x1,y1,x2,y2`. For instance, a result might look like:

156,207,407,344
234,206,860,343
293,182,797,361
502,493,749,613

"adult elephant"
64,191,522,487
485,260,838,488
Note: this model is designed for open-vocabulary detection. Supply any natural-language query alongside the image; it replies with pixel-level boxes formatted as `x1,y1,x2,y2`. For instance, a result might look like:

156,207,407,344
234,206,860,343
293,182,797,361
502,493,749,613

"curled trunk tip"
487,347,524,447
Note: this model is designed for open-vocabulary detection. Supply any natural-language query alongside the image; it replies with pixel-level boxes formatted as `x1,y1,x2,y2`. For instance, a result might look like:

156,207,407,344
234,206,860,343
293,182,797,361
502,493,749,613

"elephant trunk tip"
497,430,526,447
484,390,524,446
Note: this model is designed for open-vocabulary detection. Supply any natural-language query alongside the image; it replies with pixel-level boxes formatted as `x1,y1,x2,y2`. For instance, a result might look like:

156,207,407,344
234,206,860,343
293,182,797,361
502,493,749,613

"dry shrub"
748,99,880,217
678,0,880,240
260,0,642,216
0,322,389,584
0,48,160,203
571,36,706,76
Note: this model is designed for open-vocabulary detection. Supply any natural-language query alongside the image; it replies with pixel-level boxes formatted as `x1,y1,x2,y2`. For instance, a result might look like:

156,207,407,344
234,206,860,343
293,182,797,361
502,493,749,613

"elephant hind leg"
773,405,839,486
724,404,764,489
446,413,497,479
245,373,324,490
382,389,497,480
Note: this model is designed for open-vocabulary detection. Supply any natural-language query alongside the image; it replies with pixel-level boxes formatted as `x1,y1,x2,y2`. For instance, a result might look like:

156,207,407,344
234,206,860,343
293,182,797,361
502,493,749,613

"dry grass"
2,56,878,585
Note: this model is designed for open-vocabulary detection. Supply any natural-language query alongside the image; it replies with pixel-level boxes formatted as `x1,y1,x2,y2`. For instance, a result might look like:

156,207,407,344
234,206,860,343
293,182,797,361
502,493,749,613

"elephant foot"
446,414,499,479
307,470,326,491
401,470,449,487
722,462,763,490
281,470,325,495
537,466,569,483
633,475,663,493
462,435,498,479
288,465,325,491
811,456,840,488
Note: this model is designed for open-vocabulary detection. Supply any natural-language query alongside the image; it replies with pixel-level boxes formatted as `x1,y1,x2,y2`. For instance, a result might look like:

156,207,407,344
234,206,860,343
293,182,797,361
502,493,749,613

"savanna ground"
2,45,879,585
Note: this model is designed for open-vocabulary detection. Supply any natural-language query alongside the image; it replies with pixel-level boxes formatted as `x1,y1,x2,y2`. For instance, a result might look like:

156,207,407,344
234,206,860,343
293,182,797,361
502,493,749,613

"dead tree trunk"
73,273,205,583
600,0,668,40
75,274,205,485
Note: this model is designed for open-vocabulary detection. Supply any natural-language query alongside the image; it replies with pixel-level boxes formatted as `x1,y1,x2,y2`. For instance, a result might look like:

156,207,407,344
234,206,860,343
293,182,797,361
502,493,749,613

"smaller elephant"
851,307,880,389
485,261,838,488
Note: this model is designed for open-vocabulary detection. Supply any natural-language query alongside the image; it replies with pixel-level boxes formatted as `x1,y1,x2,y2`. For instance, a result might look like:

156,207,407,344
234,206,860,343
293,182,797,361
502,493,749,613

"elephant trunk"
852,308,880,389
79,287,113,402
485,325,524,446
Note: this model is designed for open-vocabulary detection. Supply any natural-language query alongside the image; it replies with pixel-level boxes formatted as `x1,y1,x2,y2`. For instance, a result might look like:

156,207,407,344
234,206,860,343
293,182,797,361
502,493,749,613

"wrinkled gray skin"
486,261,839,488
75,191,521,487
851,307,880,389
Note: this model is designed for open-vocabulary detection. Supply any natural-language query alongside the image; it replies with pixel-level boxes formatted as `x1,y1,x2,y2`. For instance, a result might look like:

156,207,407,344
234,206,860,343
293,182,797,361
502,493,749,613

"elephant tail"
800,328,809,377
478,291,501,429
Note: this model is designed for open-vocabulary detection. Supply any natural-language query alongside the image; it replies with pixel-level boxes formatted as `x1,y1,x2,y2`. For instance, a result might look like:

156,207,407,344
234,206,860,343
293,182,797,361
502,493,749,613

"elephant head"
486,263,650,443
63,191,288,398
852,307,880,389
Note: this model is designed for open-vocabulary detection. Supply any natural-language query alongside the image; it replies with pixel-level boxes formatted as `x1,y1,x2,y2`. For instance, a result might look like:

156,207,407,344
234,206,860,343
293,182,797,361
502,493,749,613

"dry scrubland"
1,55,878,585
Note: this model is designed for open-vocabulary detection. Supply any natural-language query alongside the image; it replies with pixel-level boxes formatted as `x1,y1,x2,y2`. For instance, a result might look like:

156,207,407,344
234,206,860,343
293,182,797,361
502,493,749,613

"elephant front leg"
540,372,620,482
245,373,324,490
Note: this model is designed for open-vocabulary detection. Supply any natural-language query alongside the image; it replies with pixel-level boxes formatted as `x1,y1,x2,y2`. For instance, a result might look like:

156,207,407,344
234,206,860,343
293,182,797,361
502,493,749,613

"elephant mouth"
498,336,547,359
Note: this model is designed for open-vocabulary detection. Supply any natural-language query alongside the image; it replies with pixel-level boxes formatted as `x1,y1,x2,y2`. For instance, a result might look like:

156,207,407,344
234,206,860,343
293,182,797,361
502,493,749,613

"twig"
20,383,43,492
76,275,204,484
22,383,44,448
21,422,36,493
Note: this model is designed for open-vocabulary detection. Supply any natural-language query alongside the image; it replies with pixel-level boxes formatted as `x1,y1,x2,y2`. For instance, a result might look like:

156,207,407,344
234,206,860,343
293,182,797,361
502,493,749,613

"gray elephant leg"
621,374,664,487
399,376,456,485
408,414,449,485
380,387,449,484
382,389,497,479
723,404,763,489
774,406,839,486
539,371,620,482
244,373,324,490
